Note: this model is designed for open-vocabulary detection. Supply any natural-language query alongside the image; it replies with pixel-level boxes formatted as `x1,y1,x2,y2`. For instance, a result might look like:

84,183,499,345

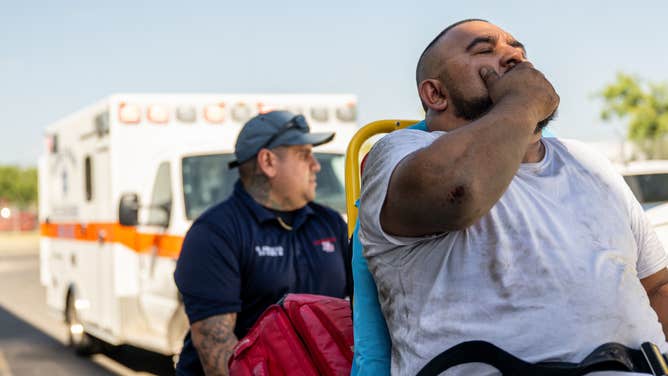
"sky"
1,0,667,166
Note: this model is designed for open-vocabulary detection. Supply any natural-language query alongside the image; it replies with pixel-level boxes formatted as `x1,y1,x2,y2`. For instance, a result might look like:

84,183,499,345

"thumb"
479,66,499,88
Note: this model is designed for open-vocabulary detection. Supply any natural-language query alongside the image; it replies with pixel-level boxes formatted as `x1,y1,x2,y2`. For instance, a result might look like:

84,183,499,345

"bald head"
416,19,488,110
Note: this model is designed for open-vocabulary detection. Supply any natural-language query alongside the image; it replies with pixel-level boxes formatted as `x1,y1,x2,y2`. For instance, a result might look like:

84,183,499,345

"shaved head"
416,19,489,85
416,19,488,110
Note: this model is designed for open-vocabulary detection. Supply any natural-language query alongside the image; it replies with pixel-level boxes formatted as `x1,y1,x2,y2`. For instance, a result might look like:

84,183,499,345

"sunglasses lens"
293,115,308,130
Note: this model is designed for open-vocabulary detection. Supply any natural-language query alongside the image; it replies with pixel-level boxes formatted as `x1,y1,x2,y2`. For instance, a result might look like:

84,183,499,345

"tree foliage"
0,166,37,208
599,73,668,141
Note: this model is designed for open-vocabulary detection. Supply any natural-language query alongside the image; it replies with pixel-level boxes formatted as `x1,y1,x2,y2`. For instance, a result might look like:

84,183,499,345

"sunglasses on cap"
258,114,309,151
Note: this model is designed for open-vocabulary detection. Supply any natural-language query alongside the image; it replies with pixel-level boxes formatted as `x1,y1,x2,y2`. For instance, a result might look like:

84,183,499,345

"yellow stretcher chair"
344,119,421,375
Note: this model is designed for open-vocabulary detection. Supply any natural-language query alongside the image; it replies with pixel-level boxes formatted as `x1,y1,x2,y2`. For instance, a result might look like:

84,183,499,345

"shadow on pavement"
0,304,175,375
0,304,113,375
102,344,175,376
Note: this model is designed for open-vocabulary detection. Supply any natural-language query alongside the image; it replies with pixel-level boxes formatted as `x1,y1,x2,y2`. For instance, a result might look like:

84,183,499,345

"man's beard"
449,88,557,133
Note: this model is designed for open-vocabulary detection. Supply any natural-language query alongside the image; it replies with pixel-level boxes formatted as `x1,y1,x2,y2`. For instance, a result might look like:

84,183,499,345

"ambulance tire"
65,291,103,356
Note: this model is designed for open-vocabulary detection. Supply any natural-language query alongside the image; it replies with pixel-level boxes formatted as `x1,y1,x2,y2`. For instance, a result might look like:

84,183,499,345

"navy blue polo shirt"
174,180,349,375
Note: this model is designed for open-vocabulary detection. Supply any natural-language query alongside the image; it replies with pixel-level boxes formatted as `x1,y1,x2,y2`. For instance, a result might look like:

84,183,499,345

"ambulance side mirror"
119,193,140,226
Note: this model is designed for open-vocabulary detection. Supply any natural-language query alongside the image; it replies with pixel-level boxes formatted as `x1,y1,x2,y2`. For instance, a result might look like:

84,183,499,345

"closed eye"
475,49,493,54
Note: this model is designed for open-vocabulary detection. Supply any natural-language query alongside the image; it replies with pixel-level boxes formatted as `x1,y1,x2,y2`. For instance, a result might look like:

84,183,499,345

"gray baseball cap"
228,110,335,168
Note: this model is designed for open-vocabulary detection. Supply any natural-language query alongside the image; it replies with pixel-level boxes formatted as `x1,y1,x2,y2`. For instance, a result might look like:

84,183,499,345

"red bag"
228,294,353,376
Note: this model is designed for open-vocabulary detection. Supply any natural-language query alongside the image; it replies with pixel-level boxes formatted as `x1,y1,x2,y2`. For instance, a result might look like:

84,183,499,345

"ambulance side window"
148,162,172,227
84,156,93,201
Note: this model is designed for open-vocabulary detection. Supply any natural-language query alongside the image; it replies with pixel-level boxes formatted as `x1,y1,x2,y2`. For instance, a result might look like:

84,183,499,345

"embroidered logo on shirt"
255,245,284,257
313,237,336,253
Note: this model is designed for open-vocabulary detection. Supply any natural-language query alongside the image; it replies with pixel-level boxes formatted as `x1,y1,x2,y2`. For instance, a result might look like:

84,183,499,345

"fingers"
515,61,534,70
480,61,537,88
479,66,499,88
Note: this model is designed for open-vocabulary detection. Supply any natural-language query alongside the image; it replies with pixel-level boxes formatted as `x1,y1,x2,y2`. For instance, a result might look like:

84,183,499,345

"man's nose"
500,46,525,72
311,155,321,172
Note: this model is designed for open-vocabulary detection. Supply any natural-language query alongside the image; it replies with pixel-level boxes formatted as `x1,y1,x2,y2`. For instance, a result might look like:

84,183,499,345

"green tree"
599,73,668,158
0,165,37,208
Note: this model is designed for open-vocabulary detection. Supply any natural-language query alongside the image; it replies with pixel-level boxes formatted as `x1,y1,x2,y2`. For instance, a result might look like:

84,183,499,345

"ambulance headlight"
204,103,225,124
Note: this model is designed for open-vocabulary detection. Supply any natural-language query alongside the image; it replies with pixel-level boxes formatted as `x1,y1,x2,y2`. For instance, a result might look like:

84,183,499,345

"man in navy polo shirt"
173,110,350,376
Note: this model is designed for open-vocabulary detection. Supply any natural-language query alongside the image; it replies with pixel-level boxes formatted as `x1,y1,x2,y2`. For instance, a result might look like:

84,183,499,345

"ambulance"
38,94,358,356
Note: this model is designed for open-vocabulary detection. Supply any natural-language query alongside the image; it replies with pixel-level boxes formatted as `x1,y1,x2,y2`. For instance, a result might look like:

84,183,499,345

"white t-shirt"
359,129,668,376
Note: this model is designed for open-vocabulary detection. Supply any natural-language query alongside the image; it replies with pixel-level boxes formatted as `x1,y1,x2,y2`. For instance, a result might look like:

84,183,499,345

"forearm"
385,103,536,235
426,103,536,215
648,285,668,339
192,313,239,376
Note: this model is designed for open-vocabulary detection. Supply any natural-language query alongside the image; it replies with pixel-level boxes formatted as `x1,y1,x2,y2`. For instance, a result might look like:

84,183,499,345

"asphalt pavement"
0,232,174,376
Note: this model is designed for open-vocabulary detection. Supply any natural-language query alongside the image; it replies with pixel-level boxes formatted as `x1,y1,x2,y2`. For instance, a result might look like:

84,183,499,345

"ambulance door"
137,161,179,336
89,150,114,332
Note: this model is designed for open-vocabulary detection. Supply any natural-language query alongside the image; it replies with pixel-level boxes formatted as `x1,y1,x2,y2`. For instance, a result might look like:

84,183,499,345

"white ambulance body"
38,94,357,355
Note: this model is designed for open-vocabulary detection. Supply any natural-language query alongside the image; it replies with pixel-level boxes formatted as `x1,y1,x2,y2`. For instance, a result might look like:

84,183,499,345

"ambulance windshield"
182,153,346,220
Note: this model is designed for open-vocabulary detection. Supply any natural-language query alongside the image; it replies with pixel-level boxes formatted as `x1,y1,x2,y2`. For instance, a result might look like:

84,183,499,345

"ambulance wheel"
65,291,102,356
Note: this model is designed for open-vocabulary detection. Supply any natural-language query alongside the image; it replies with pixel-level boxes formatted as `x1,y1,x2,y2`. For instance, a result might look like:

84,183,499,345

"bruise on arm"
191,312,238,376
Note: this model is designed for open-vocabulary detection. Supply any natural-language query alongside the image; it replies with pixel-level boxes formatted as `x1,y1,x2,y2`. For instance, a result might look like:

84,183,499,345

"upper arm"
360,131,443,241
380,146,474,237
642,268,668,296
191,312,238,376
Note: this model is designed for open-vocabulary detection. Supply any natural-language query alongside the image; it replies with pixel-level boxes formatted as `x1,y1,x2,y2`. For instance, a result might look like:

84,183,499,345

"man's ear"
256,149,278,178
418,79,448,112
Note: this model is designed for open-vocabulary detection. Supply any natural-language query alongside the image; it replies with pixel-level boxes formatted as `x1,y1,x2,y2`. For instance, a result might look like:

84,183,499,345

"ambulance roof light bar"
119,103,141,124
336,102,357,122
147,105,169,124
204,103,225,124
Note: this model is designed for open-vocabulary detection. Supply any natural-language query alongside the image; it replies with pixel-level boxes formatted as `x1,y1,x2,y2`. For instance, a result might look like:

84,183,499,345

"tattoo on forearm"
193,313,238,376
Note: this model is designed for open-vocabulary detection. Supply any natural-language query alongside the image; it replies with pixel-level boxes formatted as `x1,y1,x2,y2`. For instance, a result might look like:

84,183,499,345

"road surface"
0,232,175,376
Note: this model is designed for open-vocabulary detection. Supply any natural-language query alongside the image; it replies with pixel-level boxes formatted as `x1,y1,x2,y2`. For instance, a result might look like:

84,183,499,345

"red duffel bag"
228,294,354,376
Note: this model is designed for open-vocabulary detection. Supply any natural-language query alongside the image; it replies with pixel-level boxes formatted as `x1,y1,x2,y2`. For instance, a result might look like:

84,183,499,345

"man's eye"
476,49,493,54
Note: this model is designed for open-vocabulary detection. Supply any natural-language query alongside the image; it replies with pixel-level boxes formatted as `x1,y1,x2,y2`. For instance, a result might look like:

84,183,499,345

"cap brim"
302,132,335,147
270,131,335,149
231,131,336,169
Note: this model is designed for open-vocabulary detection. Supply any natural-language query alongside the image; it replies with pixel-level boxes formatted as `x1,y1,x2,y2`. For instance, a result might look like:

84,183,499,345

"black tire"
65,291,102,356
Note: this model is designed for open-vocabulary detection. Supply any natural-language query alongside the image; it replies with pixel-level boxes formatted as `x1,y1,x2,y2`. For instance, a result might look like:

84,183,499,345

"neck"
263,192,302,211
425,111,467,132
522,134,545,163
242,179,302,211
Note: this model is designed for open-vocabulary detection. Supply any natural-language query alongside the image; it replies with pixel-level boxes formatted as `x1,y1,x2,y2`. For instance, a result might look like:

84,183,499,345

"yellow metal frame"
344,119,419,236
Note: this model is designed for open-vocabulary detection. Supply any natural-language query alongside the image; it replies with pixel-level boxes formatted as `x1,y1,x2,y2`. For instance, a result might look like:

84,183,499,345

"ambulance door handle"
98,229,107,244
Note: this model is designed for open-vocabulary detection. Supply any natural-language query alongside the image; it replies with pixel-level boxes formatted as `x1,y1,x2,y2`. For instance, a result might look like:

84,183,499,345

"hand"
479,62,559,127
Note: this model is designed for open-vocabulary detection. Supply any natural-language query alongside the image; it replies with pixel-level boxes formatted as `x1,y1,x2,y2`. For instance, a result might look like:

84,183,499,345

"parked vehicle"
38,94,357,356
617,160,668,210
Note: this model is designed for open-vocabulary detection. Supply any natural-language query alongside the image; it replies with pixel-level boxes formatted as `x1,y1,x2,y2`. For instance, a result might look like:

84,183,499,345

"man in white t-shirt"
359,19,668,375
